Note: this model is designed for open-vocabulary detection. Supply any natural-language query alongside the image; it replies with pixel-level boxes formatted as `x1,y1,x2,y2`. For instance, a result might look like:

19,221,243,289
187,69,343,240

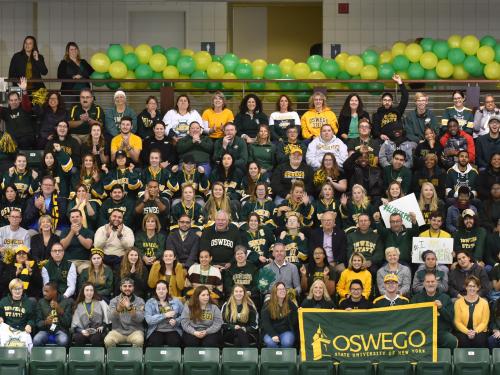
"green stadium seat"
492,348,500,375
221,348,258,375
453,348,490,375
29,346,67,375
299,357,335,375
106,347,142,375
144,347,181,375
260,348,297,375
415,348,452,375
376,361,412,375
0,347,28,375
338,361,373,375
68,347,105,375
183,347,220,375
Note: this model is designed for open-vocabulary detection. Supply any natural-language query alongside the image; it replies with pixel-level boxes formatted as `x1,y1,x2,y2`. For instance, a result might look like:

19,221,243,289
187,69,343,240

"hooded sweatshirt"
445,163,478,197
306,134,348,169
372,84,408,138
301,108,339,139
180,302,222,335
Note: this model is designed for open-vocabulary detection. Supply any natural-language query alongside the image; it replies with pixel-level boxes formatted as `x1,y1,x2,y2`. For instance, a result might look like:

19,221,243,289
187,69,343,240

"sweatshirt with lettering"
180,303,223,335
0,295,35,331
200,224,242,265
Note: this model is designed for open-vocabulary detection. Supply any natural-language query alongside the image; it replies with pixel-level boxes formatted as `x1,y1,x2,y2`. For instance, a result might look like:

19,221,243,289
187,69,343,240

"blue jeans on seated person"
263,331,295,348
33,330,69,347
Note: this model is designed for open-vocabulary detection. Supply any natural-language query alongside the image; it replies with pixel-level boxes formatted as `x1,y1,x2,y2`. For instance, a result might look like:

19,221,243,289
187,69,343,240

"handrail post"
160,85,175,113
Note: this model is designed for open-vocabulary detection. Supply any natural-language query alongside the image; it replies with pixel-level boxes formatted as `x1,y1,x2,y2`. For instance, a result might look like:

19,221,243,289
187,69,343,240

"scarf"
15,261,35,290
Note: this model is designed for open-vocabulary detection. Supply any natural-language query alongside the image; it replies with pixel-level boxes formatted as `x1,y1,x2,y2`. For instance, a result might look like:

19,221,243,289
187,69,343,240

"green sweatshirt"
241,227,275,264
223,262,258,297
213,136,248,171
347,229,383,265
453,227,487,262
78,266,114,298
248,143,276,171
176,135,213,164
411,291,454,332
98,197,135,227
134,231,166,259
35,295,72,332
0,295,35,331
383,165,412,194
170,201,204,228
281,232,309,264
375,221,420,264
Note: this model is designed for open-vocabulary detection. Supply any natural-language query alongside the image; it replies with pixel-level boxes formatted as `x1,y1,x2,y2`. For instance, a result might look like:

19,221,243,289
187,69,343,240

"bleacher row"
1,346,499,375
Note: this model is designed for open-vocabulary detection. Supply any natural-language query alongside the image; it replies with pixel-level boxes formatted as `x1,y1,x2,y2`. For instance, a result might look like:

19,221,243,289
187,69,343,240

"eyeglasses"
179,221,191,224
12,287,23,292
51,249,64,253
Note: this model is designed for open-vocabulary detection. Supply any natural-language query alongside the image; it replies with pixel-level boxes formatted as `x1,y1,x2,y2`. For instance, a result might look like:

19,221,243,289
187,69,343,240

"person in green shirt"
134,213,166,268
453,209,487,264
0,278,35,334
382,149,412,194
223,245,258,300
78,247,114,302
212,122,248,172
59,209,94,262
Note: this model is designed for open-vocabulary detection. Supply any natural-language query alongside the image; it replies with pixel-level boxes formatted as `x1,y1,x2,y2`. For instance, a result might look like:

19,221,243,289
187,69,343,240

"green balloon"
448,48,466,64
207,82,222,90
212,55,222,63
149,72,163,89
176,56,196,75
408,63,425,79
480,36,497,48
337,71,351,80
297,82,312,90
123,53,139,70
378,63,395,79
190,70,208,89
392,55,410,71
320,59,340,78
248,80,265,90
264,64,282,79
222,53,239,73
424,69,438,80
348,76,368,91
234,63,253,79
464,56,483,76
495,44,500,63
368,82,384,95
152,45,165,54
107,44,124,62
296,91,312,103
90,71,108,87
307,55,323,71
278,73,298,90
106,81,120,90
135,64,153,79
362,49,379,66
432,40,449,59
165,47,181,66
420,38,434,52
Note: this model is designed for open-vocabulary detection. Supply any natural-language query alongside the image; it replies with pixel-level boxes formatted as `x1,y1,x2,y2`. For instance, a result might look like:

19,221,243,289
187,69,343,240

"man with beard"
371,74,408,140
110,116,142,164
445,151,478,199
98,184,135,227
453,209,486,265
440,118,475,169
165,214,200,268
378,121,417,168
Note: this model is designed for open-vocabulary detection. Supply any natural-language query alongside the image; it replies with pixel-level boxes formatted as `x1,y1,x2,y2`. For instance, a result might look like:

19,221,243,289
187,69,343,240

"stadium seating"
260,348,297,375
453,348,490,375
221,348,258,375
29,347,67,375
68,347,105,375
183,347,220,375
106,347,143,375
0,347,28,375
415,348,452,375
144,347,182,375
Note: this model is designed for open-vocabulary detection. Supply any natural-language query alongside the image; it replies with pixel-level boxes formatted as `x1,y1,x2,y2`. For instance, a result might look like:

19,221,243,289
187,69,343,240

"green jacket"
176,135,213,164
78,266,114,298
281,232,309,264
375,221,420,264
0,295,35,331
234,111,268,139
44,259,73,296
453,226,487,262
411,291,454,332
404,109,439,143
347,229,383,265
213,136,248,171
35,295,72,332
383,165,412,194
240,227,275,265
248,143,276,171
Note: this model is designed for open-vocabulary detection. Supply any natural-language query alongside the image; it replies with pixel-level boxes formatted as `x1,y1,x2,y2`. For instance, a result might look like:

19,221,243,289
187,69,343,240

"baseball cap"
115,150,127,159
462,209,476,218
384,274,399,283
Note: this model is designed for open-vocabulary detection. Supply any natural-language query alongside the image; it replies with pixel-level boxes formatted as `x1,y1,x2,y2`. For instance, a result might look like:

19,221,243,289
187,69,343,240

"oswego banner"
298,303,437,362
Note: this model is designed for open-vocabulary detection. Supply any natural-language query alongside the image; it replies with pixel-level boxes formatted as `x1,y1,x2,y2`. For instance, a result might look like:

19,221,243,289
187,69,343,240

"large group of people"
1,36,500,351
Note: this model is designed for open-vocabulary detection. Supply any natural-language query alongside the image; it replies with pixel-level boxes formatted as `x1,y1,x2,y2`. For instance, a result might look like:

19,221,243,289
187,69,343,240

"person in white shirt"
269,95,301,142
306,124,348,170
163,94,204,142
0,210,30,260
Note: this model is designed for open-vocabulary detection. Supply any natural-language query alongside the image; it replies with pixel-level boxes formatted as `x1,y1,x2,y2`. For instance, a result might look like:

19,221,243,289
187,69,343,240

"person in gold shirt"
419,211,451,238
202,91,234,139
300,92,338,139
110,117,142,164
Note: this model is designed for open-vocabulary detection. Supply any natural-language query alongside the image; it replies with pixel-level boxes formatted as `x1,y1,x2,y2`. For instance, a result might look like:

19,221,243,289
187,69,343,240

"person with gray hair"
263,243,301,298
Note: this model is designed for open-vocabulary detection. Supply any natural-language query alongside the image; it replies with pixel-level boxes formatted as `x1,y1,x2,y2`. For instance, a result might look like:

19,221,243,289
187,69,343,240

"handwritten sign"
411,237,454,264
379,193,425,228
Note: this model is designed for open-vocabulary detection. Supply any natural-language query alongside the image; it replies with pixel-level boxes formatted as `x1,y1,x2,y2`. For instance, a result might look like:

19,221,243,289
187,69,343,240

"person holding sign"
373,274,409,307
453,275,489,348
411,272,457,349
448,250,490,301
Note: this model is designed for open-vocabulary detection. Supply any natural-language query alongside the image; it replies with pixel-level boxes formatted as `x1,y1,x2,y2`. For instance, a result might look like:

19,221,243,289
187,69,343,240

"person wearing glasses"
41,243,77,299
69,88,104,144
441,90,474,137
0,210,30,261
474,95,499,138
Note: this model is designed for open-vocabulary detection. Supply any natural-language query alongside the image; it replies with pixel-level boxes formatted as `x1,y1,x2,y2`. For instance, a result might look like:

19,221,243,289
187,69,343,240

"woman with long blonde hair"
301,279,335,309
221,285,258,346
202,181,235,224
336,252,372,300
418,182,444,226
261,281,298,348
78,248,113,302
339,184,375,233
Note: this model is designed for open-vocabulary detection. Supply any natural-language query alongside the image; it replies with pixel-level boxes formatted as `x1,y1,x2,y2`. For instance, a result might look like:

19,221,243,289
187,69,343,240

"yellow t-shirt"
300,107,339,139
110,133,143,157
202,108,234,139
418,229,451,238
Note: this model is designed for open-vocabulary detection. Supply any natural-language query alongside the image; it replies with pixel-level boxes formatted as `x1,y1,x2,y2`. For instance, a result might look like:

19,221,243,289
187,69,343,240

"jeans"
33,330,69,347
263,331,295,348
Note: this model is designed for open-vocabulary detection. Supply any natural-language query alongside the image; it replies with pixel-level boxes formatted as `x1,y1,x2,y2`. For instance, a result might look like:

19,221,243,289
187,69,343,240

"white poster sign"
379,193,425,228
411,237,454,264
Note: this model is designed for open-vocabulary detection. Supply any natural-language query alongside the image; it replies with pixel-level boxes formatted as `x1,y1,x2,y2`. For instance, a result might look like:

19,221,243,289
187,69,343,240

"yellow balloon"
122,44,134,54
452,64,469,80
477,45,495,64
396,71,409,81
334,53,349,70
162,66,179,79
265,83,281,102
175,75,192,89
436,60,454,78
240,58,251,64
419,52,438,69
405,43,423,63
279,58,296,75
379,50,393,64
181,49,195,57
292,62,311,79
109,61,127,79
135,44,153,64
360,65,378,80
391,42,407,56
222,72,238,90
193,51,212,71
485,62,500,80
121,71,136,90
207,62,225,79
345,56,363,76
308,71,326,79
149,53,168,72
326,83,344,90
448,34,462,48
460,35,480,56
90,53,111,74
252,59,268,78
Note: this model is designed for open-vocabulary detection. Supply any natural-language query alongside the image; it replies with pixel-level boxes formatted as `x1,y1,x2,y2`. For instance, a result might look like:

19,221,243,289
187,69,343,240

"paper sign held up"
412,237,454,264
379,193,426,228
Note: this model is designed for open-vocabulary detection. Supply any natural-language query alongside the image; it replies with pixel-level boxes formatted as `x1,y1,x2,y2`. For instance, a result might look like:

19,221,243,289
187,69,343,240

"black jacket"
308,227,347,265
9,51,48,89
343,151,383,199
57,59,94,93
478,168,500,200
338,111,370,139
372,84,408,138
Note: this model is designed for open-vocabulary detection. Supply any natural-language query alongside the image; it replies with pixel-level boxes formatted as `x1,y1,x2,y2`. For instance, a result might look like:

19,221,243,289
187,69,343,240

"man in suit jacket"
165,214,200,268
